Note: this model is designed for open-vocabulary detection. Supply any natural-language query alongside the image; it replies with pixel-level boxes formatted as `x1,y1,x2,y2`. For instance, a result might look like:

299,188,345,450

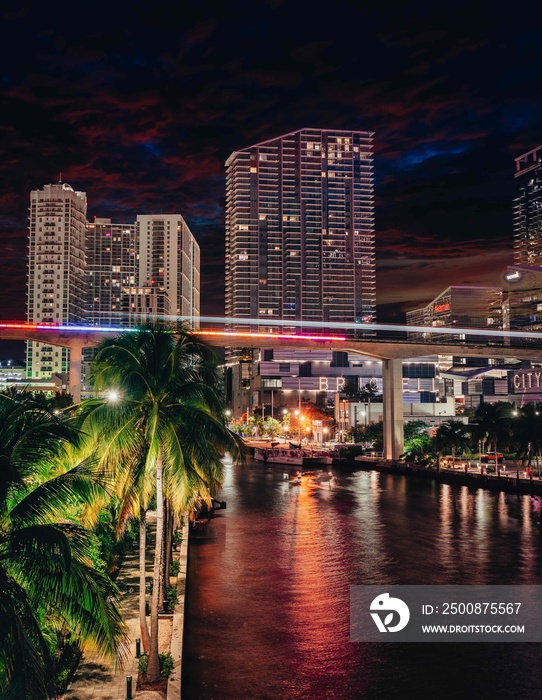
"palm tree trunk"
164,501,173,591
139,508,151,652
147,457,164,683
160,497,169,605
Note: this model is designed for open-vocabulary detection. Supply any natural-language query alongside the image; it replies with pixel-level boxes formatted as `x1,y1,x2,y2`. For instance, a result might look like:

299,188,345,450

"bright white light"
106,390,120,403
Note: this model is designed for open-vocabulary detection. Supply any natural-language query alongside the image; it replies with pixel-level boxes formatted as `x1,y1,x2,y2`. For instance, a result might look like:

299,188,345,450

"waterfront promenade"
62,540,141,700
63,515,188,700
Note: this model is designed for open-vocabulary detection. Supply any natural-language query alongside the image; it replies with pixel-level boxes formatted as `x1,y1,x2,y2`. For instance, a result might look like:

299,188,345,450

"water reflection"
182,463,542,700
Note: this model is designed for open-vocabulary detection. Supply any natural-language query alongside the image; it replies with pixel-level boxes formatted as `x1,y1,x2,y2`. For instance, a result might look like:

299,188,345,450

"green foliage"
93,502,138,576
82,323,247,683
402,434,436,465
53,635,82,695
0,392,125,699
170,560,180,576
404,420,429,443
138,651,175,678
167,584,179,610
343,379,380,401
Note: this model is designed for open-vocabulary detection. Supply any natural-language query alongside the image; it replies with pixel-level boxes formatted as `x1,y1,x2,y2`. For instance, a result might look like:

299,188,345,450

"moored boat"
255,447,304,466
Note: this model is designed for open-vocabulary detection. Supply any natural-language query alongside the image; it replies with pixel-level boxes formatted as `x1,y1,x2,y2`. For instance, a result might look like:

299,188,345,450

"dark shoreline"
334,457,542,497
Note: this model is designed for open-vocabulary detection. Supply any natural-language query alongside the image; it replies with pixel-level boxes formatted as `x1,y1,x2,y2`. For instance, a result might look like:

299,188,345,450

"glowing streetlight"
106,389,120,404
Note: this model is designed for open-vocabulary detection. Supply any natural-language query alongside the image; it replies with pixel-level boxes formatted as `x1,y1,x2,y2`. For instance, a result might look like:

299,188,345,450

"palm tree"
0,392,126,699
471,401,513,465
435,419,470,471
83,323,244,683
511,403,542,472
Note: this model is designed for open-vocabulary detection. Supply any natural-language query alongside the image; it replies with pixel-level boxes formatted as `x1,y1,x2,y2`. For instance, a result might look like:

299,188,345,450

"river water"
182,461,542,700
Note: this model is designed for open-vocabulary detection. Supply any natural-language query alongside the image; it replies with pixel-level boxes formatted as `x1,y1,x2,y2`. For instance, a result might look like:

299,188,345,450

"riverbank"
167,516,189,699
63,513,190,700
339,456,542,496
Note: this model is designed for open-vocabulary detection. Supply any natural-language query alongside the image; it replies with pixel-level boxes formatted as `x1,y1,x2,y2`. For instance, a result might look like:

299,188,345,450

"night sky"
1,0,541,325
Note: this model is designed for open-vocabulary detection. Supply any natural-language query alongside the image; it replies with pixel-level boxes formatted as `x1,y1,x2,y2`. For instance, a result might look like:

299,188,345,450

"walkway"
62,517,158,700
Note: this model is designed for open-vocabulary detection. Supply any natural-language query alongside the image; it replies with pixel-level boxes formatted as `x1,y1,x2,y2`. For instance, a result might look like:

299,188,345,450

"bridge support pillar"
69,341,84,404
382,358,404,461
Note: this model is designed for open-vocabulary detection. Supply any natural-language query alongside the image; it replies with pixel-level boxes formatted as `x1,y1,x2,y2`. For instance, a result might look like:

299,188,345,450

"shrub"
167,584,178,610
138,651,174,678
170,560,180,576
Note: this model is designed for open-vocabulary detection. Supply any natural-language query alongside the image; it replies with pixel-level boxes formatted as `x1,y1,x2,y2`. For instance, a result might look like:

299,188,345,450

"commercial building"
86,214,200,328
135,215,200,324
504,264,542,333
26,182,87,380
86,218,137,326
406,286,503,341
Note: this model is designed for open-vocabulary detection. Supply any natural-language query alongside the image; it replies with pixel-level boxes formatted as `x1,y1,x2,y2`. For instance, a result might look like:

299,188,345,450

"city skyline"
0,2,541,324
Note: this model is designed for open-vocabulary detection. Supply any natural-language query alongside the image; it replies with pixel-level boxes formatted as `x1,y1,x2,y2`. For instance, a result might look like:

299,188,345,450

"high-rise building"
225,128,375,329
26,182,201,393
136,215,200,324
26,182,87,380
513,145,542,266
86,218,137,326
81,213,200,396
224,128,375,416
85,214,200,328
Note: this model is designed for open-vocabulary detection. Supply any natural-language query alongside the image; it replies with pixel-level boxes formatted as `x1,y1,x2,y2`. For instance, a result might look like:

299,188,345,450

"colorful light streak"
195,330,347,342
1,320,542,342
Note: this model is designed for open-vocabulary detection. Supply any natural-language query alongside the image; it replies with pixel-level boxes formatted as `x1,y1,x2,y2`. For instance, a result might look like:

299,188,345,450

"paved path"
62,513,164,700
63,540,142,700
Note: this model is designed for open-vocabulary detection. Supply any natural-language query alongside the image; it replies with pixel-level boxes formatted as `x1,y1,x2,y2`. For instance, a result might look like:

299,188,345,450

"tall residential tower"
225,128,375,329
513,145,542,266
27,182,87,380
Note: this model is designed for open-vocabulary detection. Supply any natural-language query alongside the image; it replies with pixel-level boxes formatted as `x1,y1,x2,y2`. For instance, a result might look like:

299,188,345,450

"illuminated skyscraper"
86,214,200,327
26,182,87,380
86,218,137,326
225,128,375,329
514,145,542,266
136,214,200,323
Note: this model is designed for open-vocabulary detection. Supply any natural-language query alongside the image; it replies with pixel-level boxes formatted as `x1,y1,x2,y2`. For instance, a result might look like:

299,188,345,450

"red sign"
434,302,451,314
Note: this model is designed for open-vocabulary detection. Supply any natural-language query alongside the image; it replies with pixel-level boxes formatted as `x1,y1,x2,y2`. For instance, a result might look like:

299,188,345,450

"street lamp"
106,389,120,404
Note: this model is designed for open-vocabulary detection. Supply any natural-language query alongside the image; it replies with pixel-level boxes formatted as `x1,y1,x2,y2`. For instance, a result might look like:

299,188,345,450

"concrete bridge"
3,318,542,461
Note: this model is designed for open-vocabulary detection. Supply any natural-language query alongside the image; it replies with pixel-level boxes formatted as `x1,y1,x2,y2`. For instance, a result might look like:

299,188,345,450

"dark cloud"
0,0,539,329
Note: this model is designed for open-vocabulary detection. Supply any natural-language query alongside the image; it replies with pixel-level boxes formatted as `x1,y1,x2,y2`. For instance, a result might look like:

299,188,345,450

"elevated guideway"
3,317,542,461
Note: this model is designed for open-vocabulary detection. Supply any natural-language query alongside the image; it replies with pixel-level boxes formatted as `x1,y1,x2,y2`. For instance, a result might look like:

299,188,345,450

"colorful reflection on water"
182,463,542,699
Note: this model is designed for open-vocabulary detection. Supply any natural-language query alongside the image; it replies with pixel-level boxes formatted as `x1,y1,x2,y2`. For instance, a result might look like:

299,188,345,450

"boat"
307,450,334,466
255,447,304,466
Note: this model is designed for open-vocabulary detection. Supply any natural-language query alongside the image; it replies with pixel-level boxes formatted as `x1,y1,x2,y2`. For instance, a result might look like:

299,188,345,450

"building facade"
86,218,137,326
225,128,375,416
136,215,200,324
513,145,542,267
26,184,201,392
82,214,200,395
406,286,503,338
27,182,87,380
225,128,375,329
